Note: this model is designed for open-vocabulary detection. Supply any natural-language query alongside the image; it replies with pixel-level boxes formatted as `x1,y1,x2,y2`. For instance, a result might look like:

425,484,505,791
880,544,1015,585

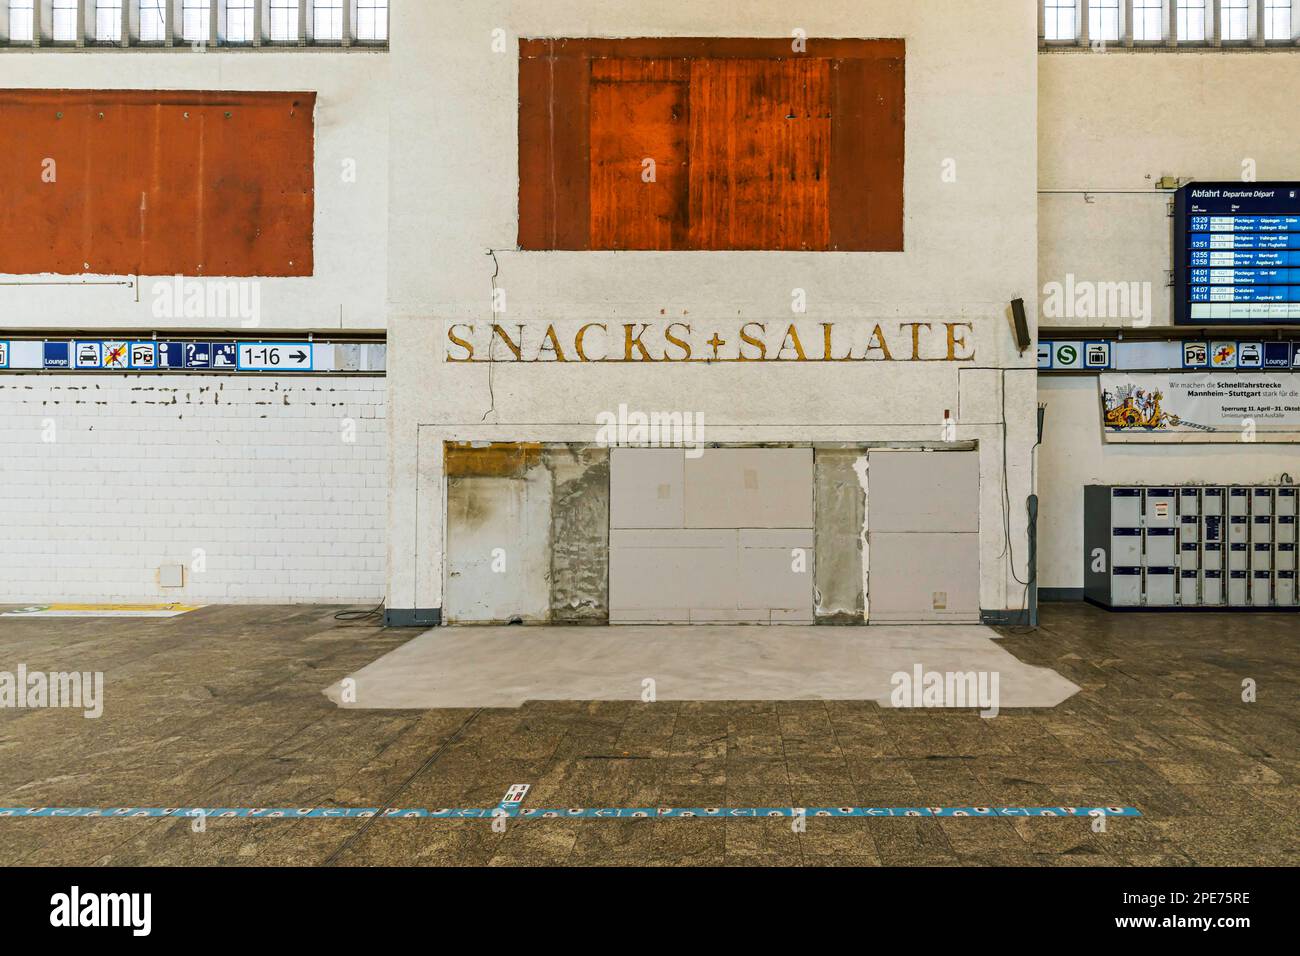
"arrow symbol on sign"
291,350,307,363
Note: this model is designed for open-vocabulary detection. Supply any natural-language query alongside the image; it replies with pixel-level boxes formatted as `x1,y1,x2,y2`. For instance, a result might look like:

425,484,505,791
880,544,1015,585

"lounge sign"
445,320,978,363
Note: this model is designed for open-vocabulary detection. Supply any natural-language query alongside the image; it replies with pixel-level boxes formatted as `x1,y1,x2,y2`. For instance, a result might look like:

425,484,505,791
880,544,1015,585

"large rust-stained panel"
518,38,905,252
688,58,830,251
589,58,690,250
0,90,314,277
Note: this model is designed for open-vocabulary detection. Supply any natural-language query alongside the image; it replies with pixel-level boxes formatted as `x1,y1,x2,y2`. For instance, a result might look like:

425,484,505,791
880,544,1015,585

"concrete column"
296,0,305,46
1211,0,1222,45
1079,0,1092,46
1165,0,1177,45
1254,0,1267,45
1123,0,1135,45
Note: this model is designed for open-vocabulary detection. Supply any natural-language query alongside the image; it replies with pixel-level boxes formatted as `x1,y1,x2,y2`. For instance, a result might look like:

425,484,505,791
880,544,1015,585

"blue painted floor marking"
0,806,1141,820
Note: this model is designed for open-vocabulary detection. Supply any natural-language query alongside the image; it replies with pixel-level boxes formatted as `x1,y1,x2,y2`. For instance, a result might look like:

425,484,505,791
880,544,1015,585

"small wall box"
1084,485,1298,610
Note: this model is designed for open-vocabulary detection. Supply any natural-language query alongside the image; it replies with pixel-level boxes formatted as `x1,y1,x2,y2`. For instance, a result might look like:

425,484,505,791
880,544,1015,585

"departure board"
1175,182,1300,325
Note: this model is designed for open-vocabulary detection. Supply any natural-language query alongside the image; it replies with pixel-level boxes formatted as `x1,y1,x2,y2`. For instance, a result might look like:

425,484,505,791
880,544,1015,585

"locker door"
1144,488,1177,529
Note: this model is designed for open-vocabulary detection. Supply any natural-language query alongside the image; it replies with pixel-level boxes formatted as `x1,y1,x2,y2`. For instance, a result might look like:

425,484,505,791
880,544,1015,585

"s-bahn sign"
445,320,978,363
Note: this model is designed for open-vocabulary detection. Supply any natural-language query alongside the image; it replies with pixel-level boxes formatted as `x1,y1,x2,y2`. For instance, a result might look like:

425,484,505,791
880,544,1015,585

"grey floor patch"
323,624,1080,710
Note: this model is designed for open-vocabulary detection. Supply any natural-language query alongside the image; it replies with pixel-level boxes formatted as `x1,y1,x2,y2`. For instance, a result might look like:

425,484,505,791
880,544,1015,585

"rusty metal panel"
0,90,314,277
830,56,905,251
518,45,590,250
517,39,904,253
589,58,690,250
688,58,831,251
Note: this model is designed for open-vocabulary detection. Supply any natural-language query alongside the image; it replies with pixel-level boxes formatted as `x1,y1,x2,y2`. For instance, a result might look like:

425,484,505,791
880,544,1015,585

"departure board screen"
1175,182,1300,325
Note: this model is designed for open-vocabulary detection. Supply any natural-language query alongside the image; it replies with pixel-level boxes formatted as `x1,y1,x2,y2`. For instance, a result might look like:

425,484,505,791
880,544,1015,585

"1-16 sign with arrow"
237,342,314,372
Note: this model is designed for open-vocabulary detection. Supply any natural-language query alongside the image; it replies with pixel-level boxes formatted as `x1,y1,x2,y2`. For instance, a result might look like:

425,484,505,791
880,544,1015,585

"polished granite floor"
0,603,1295,866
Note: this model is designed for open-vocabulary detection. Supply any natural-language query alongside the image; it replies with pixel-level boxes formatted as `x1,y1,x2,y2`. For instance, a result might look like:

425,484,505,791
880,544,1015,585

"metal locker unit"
1084,483,1299,610
1082,487,1143,607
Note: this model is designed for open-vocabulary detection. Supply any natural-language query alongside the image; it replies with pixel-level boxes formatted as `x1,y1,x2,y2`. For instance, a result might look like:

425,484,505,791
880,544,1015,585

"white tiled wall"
0,376,386,605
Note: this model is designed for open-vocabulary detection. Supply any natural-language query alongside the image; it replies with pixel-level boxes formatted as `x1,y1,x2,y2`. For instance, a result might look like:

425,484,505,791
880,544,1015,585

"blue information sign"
158,342,186,368
1176,183,1300,325
43,342,70,369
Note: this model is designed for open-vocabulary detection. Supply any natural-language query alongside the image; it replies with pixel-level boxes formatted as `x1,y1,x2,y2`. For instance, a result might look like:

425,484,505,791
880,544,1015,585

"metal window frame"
263,0,299,45
1127,0,1170,43
3,0,385,47
136,0,169,44
352,0,385,45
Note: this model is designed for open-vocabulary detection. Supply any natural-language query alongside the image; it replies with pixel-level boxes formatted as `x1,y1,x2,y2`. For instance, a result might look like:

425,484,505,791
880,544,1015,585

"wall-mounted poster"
1099,372,1300,443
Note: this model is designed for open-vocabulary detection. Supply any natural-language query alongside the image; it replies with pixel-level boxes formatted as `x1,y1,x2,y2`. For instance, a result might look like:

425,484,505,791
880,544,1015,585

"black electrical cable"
334,600,386,624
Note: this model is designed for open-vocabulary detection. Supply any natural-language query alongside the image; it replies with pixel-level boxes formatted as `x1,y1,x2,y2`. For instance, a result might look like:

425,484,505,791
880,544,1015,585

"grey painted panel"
684,448,813,529
738,542,815,612
867,531,980,623
610,448,684,529
867,450,979,533
609,530,738,611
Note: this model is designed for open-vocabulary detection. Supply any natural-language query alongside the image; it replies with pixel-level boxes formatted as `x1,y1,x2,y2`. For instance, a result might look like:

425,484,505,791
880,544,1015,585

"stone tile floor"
0,603,1295,866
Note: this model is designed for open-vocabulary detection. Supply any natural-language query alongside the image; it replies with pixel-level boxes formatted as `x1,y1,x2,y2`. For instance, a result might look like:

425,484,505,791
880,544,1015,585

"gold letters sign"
445,321,977,363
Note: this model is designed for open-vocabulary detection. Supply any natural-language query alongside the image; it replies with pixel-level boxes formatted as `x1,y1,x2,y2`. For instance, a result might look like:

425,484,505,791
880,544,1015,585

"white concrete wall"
1036,51,1300,589
386,0,1041,618
0,375,386,603
1039,52,1300,329
0,49,389,332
